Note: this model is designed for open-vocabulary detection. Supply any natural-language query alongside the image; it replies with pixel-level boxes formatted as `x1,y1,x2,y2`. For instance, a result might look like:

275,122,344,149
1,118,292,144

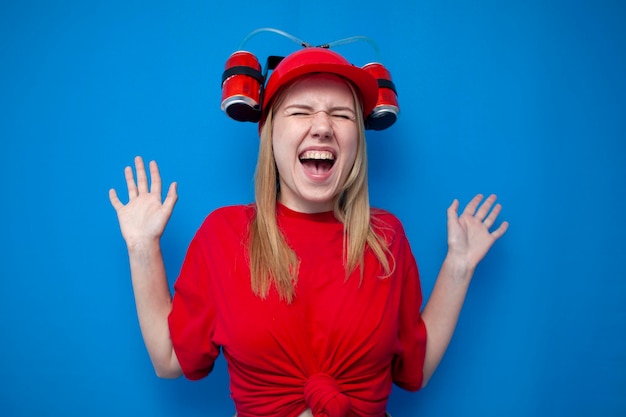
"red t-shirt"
168,204,427,417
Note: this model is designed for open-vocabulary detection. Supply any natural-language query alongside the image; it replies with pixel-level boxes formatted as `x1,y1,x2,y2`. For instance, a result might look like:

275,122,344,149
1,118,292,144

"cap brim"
263,62,379,118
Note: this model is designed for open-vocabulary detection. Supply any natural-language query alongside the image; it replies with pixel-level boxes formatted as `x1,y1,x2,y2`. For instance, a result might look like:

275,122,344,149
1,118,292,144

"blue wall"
1,0,625,416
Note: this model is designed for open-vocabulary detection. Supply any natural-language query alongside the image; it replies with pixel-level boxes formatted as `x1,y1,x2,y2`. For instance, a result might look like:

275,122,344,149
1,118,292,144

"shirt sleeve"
391,227,428,391
168,229,221,380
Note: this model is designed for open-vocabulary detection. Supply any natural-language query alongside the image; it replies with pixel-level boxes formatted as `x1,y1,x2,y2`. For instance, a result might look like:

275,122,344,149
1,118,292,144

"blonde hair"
249,76,392,303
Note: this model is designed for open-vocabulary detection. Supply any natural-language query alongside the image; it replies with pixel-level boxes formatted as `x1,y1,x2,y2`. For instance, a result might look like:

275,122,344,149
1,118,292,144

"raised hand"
446,194,509,270
109,156,178,248
421,194,509,386
109,157,182,378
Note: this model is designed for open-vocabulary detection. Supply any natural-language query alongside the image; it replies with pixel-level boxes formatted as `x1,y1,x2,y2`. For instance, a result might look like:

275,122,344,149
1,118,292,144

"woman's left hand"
421,195,509,386
446,194,509,269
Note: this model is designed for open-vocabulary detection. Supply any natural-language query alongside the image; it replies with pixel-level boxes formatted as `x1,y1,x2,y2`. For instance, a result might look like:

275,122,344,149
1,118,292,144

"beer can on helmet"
362,62,399,131
221,51,263,122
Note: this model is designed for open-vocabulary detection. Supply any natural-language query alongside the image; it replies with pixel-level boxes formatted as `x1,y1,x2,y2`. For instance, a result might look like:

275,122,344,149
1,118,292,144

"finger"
135,156,149,194
124,165,138,200
149,160,162,195
109,188,123,210
483,203,502,229
462,194,484,217
475,194,498,222
491,220,509,240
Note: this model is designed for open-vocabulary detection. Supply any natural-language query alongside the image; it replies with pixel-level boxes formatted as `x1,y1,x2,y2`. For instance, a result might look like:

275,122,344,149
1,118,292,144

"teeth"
299,150,335,160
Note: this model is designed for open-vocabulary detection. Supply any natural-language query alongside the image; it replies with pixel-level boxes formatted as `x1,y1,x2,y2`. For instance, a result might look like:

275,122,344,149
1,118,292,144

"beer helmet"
221,28,399,131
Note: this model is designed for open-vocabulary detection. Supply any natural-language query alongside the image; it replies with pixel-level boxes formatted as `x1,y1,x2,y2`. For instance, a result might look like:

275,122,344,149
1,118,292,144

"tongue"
302,159,332,175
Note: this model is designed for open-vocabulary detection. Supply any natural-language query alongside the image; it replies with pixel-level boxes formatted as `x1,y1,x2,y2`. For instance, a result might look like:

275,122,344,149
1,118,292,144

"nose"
309,111,333,140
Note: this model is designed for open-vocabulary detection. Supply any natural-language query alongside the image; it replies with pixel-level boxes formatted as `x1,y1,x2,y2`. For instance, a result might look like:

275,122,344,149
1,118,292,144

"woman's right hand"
109,156,178,248
109,156,182,378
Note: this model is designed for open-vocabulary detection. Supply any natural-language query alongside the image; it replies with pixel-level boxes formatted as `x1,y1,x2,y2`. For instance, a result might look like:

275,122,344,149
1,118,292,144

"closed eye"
284,106,355,120
331,113,355,120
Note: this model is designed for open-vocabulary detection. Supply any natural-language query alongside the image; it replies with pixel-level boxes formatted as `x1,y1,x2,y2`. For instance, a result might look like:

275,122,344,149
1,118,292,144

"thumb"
447,199,459,220
109,188,123,210
163,182,178,212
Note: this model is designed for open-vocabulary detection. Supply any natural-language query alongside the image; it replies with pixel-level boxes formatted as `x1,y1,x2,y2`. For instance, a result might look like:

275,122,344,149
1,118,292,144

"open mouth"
299,150,335,175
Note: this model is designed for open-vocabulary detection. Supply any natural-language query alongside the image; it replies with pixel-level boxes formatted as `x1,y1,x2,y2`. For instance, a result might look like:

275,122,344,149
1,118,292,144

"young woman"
109,47,508,417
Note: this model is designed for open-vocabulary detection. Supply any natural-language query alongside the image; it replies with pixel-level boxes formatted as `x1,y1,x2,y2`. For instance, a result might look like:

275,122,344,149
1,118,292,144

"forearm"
420,254,474,387
128,239,182,378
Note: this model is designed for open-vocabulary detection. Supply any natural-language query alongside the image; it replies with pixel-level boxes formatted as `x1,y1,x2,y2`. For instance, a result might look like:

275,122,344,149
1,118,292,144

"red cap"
261,48,379,122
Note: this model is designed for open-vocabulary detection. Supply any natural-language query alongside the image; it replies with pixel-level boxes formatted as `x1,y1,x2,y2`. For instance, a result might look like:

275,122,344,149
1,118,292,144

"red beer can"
362,62,399,130
221,51,263,122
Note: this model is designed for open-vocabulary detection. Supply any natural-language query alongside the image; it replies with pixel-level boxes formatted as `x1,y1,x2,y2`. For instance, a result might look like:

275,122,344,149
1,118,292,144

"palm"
109,156,178,246
447,194,509,268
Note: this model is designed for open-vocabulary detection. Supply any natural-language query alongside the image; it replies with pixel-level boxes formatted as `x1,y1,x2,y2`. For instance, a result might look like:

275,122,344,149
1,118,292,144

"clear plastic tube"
238,27,312,50
237,28,381,62
324,36,382,62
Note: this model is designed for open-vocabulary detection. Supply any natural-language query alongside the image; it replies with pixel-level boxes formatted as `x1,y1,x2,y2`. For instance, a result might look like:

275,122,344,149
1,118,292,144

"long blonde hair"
249,76,392,303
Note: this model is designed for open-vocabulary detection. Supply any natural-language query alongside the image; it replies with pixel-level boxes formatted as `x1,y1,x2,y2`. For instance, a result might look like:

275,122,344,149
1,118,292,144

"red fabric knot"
303,373,351,417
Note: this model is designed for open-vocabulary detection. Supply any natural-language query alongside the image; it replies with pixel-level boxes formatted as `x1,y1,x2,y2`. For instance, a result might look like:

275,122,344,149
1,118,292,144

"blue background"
1,0,625,416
